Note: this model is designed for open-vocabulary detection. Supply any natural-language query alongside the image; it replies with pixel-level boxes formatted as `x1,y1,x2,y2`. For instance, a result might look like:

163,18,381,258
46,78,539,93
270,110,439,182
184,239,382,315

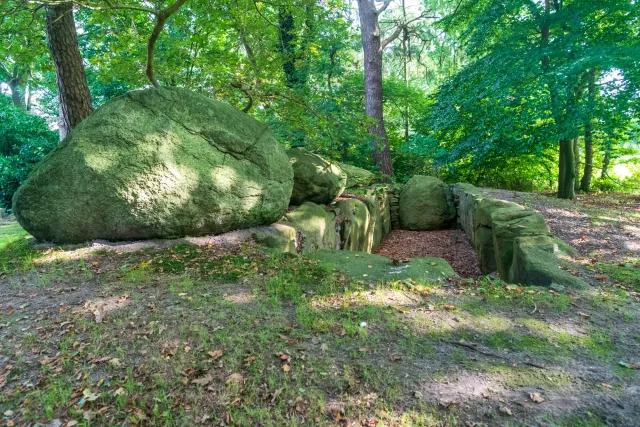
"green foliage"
418,0,640,191
0,95,57,209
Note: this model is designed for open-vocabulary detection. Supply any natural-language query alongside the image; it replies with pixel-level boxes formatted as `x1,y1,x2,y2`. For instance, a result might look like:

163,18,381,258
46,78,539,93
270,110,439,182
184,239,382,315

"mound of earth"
13,87,293,244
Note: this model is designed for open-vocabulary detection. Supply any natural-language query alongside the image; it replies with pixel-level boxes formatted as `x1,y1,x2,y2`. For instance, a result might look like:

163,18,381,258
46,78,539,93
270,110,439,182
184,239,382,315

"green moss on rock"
287,148,347,205
278,202,338,252
509,235,586,288
307,250,456,283
252,224,297,253
340,163,375,188
332,195,383,253
491,207,550,278
399,176,456,231
12,87,293,243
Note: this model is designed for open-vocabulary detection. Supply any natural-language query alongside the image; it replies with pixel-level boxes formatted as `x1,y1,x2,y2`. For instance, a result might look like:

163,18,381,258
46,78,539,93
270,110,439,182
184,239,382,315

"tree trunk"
558,138,575,199
357,0,394,177
580,122,593,192
573,138,580,192
8,79,25,109
580,68,596,193
45,2,93,140
601,150,610,179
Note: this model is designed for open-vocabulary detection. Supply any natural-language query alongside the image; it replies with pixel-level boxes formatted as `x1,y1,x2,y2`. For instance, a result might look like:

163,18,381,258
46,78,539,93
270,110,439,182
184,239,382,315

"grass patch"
593,263,640,291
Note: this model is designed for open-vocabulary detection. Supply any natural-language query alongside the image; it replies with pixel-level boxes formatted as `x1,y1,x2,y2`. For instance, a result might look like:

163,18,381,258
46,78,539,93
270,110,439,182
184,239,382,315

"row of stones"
252,189,391,255
452,183,585,288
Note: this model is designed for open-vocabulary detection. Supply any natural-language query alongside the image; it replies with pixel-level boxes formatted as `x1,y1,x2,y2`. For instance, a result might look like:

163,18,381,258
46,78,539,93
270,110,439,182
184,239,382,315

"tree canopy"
0,0,639,208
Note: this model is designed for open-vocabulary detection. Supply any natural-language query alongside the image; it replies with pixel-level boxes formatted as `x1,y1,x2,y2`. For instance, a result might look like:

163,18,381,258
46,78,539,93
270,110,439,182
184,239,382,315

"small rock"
498,406,512,416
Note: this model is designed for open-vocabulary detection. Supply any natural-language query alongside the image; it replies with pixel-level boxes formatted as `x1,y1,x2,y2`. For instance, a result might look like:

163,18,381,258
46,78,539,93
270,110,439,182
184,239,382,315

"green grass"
594,262,640,291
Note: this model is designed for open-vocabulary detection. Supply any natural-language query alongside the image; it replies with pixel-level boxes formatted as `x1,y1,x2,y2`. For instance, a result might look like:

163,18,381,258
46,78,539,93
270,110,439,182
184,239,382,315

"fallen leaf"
192,375,213,386
208,350,223,360
390,354,401,362
443,305,456,310
226,373,244,385
320,343,328,352
529,392,544,403
108,358,121,368
279,352,291,361
282,364,291,372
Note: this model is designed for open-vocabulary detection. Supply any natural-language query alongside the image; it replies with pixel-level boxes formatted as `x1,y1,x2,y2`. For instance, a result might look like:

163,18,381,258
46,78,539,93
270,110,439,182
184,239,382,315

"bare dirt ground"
376,229,483,278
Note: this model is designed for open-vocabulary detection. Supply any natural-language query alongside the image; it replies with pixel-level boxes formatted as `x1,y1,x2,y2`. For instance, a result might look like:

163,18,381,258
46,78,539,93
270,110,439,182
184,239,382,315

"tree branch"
146,0,188,87
376,0,393,15
231,81,253,113
381,13,433,50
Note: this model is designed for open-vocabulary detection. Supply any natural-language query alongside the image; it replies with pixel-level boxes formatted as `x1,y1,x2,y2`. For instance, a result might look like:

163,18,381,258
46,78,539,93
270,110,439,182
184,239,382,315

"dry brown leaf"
208,350,223,360
529,392,544,403
282,364,291,372
192,375,213,386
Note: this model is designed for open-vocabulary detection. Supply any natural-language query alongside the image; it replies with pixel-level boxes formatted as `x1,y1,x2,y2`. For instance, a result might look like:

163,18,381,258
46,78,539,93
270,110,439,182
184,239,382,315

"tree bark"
601,149,610,179
558,138,576,199
357,0,394,177
0,65,28,109
45,2,93,140
573,138,580,192
580,68,596,192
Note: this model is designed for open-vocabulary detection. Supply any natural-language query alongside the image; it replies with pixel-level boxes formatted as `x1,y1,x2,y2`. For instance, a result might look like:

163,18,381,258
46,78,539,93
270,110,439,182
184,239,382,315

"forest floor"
1,192,639,426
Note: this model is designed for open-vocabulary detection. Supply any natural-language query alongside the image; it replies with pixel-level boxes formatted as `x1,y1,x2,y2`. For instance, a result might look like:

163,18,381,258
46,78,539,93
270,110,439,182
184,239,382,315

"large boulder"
509,235,586,288
340,163,375,188
491,207,550,279
287,148,347,205
13,88,293,244
473,198,523,274
333,196,383,252
399,176,456,231
278,202,338,252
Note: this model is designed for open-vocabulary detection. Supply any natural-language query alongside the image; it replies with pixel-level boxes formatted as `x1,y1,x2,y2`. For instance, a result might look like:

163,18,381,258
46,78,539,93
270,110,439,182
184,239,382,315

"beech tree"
356,0,425,178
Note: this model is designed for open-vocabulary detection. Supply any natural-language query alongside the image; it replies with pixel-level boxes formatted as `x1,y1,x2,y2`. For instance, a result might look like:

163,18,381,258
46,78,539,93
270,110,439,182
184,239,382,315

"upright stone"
399,176,456,231
278,202,338,252
13,87,293,243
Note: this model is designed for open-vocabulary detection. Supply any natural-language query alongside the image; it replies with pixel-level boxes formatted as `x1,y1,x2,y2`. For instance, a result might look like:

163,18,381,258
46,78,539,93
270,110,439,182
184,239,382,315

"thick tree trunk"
357,0,394,177
573,138,580,192
558,138,575,199
45,2,93,140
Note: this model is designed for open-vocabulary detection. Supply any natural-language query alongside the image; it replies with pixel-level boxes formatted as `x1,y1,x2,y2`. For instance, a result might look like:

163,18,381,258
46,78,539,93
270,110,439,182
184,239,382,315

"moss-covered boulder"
12,87,293,244
491,208,550,278
278,202,338,252
307,250,456,283
473,198,523,274
509,235,586,288
340,163,375,188
399,176,456,231
333,196,383,252
252,224,297,253
287,148,347,205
